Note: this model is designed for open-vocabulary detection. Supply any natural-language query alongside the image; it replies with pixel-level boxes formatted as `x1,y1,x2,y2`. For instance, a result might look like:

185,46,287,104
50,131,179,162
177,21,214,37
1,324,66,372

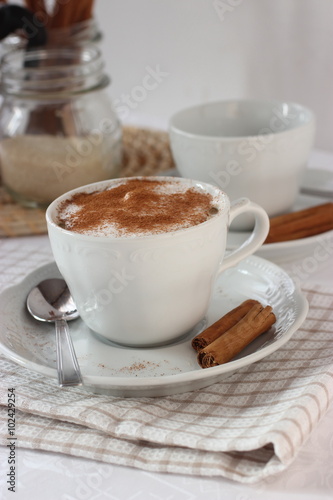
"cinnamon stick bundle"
24,0,95,28
265,202,333,244
192,299,260,351
197,303,276,368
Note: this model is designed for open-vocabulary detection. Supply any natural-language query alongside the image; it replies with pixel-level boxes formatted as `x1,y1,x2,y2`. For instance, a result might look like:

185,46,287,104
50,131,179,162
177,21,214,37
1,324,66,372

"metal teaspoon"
26,278,83,387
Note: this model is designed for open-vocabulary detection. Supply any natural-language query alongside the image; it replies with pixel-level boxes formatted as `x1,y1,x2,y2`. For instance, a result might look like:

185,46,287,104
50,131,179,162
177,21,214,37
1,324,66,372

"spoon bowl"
27,278,83,387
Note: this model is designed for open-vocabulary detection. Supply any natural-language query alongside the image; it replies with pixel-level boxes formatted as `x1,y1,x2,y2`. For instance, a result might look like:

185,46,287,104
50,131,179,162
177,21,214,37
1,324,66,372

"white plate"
0,256,308,397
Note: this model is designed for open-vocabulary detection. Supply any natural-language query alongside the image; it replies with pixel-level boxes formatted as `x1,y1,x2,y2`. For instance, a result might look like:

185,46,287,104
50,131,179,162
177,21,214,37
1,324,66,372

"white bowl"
169,99,315,230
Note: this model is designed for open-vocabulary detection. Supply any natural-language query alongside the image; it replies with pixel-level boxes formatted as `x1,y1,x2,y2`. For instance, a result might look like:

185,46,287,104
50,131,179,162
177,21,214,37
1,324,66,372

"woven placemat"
0,126,175,238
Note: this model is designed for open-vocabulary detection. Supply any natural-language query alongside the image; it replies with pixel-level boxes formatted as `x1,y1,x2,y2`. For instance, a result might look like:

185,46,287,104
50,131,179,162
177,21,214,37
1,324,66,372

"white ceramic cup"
46,176,269,347
169,99,315,230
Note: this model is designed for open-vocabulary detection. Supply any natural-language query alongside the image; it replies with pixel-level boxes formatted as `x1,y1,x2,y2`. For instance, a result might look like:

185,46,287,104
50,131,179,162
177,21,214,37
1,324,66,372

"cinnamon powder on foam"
58,178,219,237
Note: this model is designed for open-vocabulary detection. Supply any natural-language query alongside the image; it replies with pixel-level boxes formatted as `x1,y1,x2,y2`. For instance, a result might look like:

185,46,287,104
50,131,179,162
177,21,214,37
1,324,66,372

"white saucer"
223,166,333,264
161,166,333,264
300,167,333,198
0,256,308,397
227,193,333,264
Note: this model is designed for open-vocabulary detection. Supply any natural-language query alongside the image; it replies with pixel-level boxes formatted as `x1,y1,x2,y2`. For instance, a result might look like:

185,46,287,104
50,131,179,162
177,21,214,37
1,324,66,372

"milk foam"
58,179,224,237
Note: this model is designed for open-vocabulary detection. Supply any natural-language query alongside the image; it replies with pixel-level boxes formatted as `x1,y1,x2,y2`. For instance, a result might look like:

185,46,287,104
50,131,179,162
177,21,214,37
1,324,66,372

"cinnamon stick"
83,0,95,20
24,0,95,28
192,299,260,351
265,202,333,243
65,0,93,25
50,0,74,29
197,303,276,368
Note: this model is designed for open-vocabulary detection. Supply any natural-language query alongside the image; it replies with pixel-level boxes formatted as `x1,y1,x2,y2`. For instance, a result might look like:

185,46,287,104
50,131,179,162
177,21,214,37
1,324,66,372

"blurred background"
94,0,333,152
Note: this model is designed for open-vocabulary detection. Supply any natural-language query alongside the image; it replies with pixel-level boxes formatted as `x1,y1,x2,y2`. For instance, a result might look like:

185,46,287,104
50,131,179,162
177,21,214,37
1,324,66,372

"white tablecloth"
0,149,332,500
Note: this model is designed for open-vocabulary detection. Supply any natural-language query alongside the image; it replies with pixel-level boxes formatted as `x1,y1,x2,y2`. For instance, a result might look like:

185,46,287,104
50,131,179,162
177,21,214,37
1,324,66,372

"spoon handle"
55,319,83,387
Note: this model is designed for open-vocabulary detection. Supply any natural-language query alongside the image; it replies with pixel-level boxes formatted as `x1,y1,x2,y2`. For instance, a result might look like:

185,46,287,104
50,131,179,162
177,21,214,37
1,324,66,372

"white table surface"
0,149,332,500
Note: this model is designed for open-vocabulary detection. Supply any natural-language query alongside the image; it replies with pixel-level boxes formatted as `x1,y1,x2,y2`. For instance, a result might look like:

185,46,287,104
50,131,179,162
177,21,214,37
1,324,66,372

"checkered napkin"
0,238,333,483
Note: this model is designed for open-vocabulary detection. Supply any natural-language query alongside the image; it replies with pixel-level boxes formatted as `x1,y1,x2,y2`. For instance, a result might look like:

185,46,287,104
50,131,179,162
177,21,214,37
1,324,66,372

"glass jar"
0,44,122,207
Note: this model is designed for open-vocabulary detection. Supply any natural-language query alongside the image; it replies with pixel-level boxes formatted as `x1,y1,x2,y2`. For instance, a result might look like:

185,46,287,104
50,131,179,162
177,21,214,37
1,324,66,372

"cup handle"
219,198,270,273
